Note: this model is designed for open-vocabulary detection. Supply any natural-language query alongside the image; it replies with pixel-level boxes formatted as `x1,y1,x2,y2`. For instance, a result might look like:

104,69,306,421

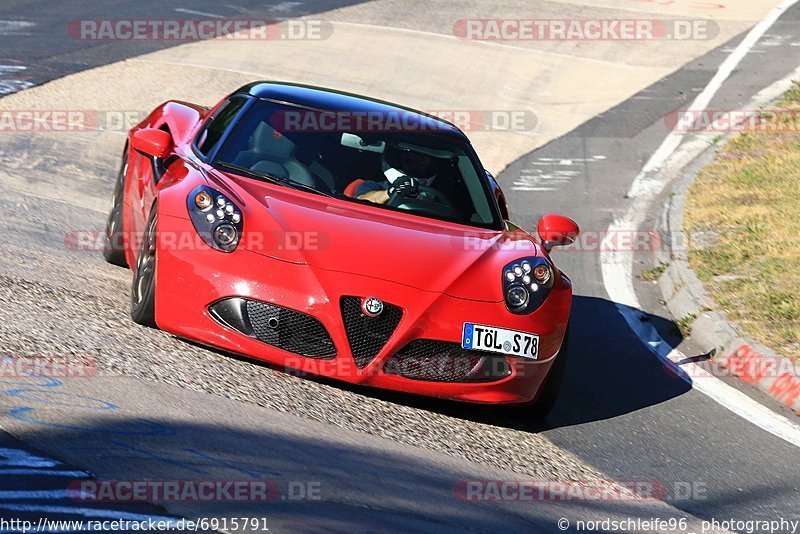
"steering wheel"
387,185,459,219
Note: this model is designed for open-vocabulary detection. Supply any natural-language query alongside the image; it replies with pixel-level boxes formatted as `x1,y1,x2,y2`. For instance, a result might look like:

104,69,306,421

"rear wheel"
130,206,157,327
102,147,129,267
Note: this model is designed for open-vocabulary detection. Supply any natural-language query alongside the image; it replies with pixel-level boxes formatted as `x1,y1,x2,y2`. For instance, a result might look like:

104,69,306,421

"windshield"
211,99,503,230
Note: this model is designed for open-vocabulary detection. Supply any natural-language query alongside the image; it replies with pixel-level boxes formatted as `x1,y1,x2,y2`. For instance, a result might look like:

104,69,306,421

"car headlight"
502,257,554,314
506,285,529,308
187,185,243,252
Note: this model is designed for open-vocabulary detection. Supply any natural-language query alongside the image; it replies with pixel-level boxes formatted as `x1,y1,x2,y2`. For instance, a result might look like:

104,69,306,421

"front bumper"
154,213,571,404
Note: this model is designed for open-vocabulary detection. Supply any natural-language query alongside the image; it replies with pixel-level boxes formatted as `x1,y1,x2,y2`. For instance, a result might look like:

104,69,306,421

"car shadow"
5,417,677,532
522,294,692,430
179,294,692,434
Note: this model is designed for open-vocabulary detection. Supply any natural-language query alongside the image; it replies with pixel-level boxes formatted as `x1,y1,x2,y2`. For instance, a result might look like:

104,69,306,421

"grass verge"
640,261,669,282
684,83,800,362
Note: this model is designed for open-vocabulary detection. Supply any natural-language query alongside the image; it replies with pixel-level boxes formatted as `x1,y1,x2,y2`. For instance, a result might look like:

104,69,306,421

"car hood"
216,173,542,302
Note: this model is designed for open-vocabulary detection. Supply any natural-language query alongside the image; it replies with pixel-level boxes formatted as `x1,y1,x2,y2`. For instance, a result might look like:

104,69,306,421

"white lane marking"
534,156,607,163
0,504,178,523
0,444,174,522
0,20,34,35
0,468,88,476
520,171,578,178
0,64,33,96
618,304,800,448
0,80,33,95
0,447,60,468
266,1,304,11
512,156,604,191
630,0,799,192
513,172,576,190
601,0,800,448
173,8,224,18
0,490,93,500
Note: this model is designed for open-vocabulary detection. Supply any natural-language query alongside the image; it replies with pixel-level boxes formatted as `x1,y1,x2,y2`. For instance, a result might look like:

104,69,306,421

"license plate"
462,323,538,360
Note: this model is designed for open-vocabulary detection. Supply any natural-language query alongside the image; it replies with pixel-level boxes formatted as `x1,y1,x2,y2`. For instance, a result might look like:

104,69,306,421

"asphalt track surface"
0,0,367,96
0,0,368,528
0,0,799,532
499,4,800,523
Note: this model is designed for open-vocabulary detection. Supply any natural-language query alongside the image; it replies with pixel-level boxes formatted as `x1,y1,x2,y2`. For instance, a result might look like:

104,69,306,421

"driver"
356,143,437,204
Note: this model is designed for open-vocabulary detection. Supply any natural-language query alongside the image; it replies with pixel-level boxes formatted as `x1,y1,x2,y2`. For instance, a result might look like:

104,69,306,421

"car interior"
212,108,498,227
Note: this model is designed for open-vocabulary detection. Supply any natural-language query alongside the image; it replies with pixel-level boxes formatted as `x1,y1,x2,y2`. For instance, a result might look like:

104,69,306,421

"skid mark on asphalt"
512,155,606,191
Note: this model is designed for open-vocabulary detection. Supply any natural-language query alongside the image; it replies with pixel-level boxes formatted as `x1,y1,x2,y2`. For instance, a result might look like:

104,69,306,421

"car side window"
196,98,246,158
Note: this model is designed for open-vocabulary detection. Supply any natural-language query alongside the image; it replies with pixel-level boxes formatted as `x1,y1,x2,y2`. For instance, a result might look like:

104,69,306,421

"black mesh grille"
384,339,512,382
340,297,403,368
245,300,336,359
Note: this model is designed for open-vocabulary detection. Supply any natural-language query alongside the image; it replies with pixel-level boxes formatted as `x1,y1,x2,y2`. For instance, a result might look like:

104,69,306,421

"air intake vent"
208,298,336,359
384,339,512,382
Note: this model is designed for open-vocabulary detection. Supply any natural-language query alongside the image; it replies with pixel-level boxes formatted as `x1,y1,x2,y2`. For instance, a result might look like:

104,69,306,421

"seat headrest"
250,122,295,160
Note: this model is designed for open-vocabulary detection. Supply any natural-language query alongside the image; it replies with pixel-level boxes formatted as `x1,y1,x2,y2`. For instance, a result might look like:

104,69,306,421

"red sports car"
103,82,579,416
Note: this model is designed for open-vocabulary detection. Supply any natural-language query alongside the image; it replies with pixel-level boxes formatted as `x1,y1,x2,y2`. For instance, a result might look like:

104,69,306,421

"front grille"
384,339,512,382
340,296,403,368
245,300,336,359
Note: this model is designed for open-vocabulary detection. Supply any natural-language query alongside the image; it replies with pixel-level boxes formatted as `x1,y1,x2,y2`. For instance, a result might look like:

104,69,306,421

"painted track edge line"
656,68,800,416
600,0,800,448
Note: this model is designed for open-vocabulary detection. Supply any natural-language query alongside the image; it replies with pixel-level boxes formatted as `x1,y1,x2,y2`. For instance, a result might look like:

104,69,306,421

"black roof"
233,81,469,141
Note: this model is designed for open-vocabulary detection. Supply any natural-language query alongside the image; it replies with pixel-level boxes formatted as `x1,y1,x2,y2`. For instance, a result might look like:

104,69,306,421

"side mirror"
131,128,172,159
537,214,579,252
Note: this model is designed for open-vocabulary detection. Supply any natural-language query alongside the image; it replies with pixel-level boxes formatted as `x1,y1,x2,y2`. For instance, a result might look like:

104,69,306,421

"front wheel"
103,147,129,267
130,206,158,328
512,328,569,420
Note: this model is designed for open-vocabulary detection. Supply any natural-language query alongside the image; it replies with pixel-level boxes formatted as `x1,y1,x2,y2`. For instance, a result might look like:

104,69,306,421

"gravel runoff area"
0,130,606,485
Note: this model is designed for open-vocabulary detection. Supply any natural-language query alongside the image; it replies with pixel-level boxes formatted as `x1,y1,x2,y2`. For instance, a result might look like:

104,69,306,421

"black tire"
130,206,158,328
509,328,569,420
103,146,129,267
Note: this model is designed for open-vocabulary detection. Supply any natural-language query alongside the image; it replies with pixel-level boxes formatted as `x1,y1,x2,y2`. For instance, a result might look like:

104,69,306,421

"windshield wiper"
216,162,334,198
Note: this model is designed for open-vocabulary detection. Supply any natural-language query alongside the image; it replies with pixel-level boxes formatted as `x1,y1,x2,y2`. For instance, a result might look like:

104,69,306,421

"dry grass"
685,83,800,362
